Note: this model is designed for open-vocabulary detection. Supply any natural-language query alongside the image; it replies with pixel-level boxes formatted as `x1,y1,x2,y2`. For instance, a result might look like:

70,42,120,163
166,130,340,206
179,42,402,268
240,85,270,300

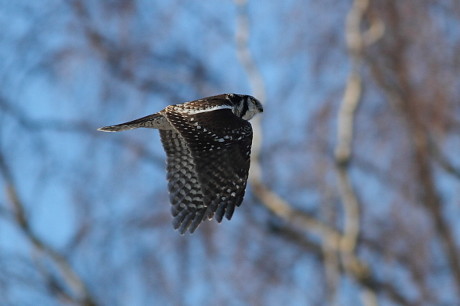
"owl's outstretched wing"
160,108,253,234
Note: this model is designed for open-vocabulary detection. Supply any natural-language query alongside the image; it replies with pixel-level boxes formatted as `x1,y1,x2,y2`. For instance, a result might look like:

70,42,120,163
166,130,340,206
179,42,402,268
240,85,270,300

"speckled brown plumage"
98,94,263,234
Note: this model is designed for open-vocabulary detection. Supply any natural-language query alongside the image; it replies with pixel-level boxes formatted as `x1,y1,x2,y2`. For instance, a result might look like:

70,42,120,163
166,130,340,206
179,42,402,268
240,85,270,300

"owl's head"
229,94,263,121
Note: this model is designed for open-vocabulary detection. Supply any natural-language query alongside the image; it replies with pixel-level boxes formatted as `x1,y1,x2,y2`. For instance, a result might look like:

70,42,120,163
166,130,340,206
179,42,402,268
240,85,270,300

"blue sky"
2,1,460,305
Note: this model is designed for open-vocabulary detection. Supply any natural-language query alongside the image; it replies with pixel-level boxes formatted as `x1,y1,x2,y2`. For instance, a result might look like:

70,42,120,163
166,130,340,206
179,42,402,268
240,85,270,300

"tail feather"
97,124,137,132
98,113,165,132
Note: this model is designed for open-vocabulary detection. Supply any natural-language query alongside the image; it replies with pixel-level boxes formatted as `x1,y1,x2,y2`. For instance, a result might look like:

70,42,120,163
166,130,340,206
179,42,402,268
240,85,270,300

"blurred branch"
0,93,164,171
0,152,97,306
321,224,341,305
251,182,341,242
233,0,409,304
255,186,411,304
429,136,460,180
234,0,343,247
366,2,460,296
234,0,266,103
0,95,93,133
400,104,460,296
335,0,381,304
267,222,323,258
234,0,265,182
68,0,189,102
336,0,366,255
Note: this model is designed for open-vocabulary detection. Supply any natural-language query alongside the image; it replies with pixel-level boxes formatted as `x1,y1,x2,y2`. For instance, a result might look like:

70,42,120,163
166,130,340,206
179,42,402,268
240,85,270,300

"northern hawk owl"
98,94,263,234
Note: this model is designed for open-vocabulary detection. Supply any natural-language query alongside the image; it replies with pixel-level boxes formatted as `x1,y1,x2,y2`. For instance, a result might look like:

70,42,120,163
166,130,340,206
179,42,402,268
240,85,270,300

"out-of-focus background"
1,1,460,305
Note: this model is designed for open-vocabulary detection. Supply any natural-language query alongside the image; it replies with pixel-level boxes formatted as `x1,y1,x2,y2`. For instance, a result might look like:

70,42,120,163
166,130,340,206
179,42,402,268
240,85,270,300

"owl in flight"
98,94,263,234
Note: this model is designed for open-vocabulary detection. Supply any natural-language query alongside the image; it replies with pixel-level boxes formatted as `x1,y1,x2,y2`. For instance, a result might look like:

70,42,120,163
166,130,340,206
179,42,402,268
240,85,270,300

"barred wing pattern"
160,108,253,234
159,130,207,233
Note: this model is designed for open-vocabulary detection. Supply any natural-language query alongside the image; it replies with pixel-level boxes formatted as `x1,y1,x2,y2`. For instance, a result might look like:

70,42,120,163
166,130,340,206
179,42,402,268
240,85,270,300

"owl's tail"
98,113,170,132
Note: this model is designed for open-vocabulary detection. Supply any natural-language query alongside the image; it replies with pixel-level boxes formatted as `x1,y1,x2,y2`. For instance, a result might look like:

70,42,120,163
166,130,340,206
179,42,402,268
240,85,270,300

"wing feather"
161,109,252,232
159,130,207,234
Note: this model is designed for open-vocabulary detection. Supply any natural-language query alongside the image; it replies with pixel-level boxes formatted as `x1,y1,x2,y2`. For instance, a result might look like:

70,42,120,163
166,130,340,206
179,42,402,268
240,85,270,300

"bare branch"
335,1,377,304
234,0,266,103
334,0,388,304
251,181,341,242
335,0,367,255
234,0,266,183
232,1,411,304
365,1,460,296
429,136,460,180
0,152,97,306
